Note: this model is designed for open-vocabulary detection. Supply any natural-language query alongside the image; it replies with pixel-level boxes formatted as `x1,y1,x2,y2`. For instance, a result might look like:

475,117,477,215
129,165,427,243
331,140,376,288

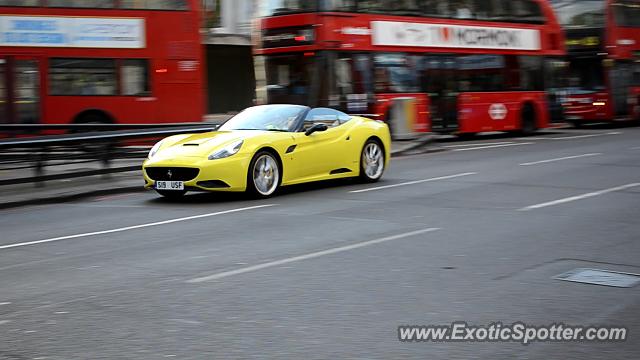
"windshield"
259,54,318,106
613,0,640,27
260,0,317,16
562,57,605,93
218,105,308,132
551,0,606,27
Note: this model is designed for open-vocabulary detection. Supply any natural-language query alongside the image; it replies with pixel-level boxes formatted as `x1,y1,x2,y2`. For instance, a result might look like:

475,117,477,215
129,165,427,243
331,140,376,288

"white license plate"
155,181,184,191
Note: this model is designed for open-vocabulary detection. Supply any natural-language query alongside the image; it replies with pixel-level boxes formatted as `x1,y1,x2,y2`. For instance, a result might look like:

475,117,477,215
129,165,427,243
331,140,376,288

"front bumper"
142,154,252,192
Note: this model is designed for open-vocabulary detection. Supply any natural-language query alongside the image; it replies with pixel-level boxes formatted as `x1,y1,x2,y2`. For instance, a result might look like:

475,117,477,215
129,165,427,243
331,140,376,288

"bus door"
610,61,632,117
0,56,41,124
425,55,459,133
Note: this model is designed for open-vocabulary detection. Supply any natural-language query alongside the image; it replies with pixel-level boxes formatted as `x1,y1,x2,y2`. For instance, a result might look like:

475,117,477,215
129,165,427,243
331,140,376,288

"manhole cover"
554,268,640,288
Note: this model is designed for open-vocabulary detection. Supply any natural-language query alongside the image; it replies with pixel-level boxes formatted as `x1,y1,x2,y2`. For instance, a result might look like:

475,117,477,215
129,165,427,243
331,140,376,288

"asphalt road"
1,126,640,359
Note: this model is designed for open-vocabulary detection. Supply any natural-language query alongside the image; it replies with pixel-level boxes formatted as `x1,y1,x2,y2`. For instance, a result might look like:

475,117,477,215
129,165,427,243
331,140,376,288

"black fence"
0,123,219,187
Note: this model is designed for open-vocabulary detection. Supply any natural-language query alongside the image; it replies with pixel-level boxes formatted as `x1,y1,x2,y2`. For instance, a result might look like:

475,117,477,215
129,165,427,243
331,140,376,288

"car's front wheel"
360,139,385,182
247,151,281,198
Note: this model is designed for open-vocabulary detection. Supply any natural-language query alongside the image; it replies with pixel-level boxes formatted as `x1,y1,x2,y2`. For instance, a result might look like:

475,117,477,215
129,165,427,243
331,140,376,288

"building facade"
201,0,256,114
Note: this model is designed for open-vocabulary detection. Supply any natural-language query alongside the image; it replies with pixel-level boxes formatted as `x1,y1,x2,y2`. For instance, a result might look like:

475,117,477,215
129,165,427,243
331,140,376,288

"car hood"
156,130,272,159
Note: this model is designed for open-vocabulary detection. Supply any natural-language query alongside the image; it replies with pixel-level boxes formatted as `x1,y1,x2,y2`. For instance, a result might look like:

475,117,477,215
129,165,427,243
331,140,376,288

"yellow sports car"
143,105,391,198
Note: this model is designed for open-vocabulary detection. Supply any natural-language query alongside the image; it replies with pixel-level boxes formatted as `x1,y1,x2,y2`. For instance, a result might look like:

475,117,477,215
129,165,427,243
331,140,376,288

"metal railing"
0,123,219,187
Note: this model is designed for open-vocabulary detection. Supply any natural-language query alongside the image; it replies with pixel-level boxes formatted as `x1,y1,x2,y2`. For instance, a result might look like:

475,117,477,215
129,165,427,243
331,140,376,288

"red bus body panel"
0,2,205,125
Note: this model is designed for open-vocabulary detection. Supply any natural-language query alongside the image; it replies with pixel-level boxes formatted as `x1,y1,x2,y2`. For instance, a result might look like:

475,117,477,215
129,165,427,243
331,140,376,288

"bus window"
320,0,356,12
0,59,6,124
519,56,544,91
0,0,39,5
47,0,115,8
263,54,317,106
122,59,151,96
260,0,316,16
49,58,117,96
374,54,419,93
422,0,451,17
327,53,372,111
554,0,605,28
14,59,40,124
613,1,640,27
120,0,189,10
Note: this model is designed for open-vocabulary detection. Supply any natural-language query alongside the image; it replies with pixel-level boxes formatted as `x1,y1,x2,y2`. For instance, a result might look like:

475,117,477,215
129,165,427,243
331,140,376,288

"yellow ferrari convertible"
143,105,391,198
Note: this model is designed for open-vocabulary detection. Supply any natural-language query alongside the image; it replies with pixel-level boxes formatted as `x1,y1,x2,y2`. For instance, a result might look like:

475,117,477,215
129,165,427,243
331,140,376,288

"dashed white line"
543,132,621,141
349,172,477,193
0,204,277,251
519,183,640,211
519,153,603,166
451,143,534,152
442,141,515,148
187,227,440,283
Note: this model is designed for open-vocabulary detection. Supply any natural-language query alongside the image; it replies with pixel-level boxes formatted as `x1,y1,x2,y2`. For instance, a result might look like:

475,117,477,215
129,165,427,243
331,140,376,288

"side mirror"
305,123,329,136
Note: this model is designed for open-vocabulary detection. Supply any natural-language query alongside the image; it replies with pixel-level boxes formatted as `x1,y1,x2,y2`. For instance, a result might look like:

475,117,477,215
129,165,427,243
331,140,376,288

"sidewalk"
0,137,435,209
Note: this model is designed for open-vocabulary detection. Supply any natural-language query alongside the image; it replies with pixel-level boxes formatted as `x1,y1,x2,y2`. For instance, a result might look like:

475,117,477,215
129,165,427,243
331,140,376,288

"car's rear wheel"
360,139,385,182
156,190,187,199
247,151,280,198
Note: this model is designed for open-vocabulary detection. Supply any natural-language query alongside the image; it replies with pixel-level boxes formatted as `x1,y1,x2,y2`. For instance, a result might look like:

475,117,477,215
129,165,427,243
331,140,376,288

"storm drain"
554,268,640,288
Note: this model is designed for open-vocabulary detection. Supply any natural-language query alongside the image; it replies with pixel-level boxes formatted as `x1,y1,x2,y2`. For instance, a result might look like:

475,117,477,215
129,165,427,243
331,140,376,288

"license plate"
155,181,184,191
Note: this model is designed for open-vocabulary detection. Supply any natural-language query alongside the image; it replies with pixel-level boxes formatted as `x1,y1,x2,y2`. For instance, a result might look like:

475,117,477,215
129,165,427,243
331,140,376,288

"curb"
0,185,144,210
391,134,436,157
3,137,438,210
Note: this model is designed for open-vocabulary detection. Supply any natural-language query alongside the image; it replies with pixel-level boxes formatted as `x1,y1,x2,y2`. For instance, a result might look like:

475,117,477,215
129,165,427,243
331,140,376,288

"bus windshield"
613,0,640,27
564,57,605,93
260,53,318,106
260,0,316,17
552,0,605,27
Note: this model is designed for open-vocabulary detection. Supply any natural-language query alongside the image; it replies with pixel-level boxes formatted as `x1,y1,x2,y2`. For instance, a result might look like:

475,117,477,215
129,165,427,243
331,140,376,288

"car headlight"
209,139,244,160
148,140,164,159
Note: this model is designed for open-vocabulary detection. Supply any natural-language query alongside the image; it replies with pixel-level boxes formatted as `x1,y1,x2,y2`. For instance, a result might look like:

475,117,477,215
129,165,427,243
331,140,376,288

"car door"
287,108,352,182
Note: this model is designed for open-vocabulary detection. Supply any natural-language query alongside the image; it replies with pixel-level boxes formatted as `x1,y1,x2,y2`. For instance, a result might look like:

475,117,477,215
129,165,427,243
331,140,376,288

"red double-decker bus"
254,0,565,136
0,0,205,127
552,0,640,126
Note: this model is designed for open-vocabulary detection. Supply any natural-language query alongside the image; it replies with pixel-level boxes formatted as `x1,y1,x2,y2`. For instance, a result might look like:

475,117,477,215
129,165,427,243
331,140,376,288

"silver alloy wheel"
362,142,384,180
252,154,280,196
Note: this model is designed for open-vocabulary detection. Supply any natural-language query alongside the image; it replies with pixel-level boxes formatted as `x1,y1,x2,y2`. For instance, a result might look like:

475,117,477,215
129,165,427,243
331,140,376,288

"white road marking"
0,302,11,306
0,204,277,251
187,227,440,283
442,141,515,148
631,147,640,150
519,183,640,211
451,143,534,152
0,320,11,325
543,132,621,141
349,172,477,193
519,153,603,166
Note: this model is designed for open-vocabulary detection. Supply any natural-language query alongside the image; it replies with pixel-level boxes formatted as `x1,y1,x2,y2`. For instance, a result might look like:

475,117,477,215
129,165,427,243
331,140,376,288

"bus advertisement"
254,1,566,136
0,0,205,128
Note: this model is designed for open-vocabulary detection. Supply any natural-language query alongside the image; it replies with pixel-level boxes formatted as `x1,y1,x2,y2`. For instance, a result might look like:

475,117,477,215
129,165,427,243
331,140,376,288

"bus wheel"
72,111,116,155
520,104,537,136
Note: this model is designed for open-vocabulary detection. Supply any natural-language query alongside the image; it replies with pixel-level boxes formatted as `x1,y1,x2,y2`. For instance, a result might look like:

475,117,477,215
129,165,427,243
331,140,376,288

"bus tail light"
593,102,606,106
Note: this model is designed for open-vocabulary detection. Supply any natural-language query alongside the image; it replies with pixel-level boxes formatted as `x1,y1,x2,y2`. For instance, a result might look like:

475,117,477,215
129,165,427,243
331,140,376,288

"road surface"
1,126,639,359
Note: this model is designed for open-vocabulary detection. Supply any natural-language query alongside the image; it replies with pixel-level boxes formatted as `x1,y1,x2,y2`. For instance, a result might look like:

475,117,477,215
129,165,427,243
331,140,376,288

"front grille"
145,167,199,181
